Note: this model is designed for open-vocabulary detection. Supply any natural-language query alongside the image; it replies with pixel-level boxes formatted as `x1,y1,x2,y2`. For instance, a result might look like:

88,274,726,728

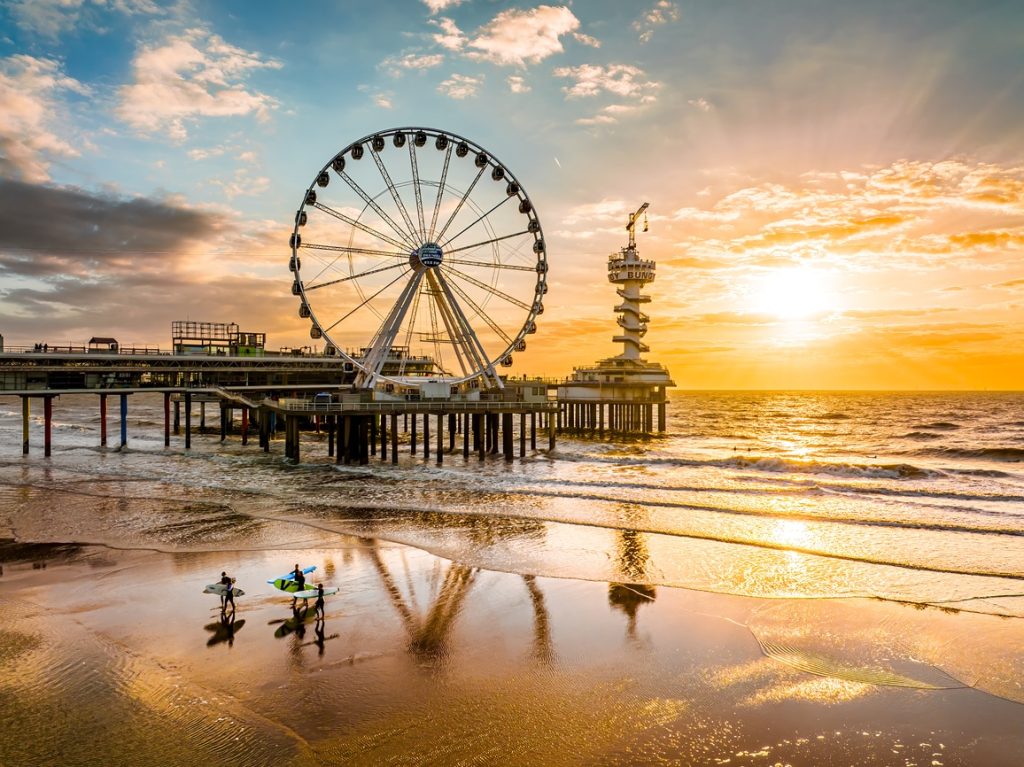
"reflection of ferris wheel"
289,127,548,390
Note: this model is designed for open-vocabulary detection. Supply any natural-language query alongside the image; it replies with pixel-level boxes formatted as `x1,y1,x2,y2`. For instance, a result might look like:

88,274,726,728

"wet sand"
2,535,1022,766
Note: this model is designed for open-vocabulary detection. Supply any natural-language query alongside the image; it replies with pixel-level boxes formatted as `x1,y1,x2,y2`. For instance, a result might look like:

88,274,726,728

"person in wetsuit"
292,564,306,592
220,571,235,612
314,583,326,620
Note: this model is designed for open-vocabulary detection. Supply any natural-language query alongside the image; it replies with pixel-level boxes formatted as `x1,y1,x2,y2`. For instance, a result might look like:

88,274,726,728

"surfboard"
292,586,339,600
266,565,316,585
204,583,246,597
270,577,316,594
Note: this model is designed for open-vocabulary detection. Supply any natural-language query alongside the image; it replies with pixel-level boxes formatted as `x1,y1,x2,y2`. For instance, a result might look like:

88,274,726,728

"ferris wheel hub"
409,242,443,271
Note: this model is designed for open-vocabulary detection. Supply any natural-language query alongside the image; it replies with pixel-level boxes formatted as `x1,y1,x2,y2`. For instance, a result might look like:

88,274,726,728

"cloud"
673,159,1024,273
5,0,163,40
688,97,712,112
507,75,530,94
437,73,482,99
0,176,300,344
465,5,582,67
0,178,221,269
0,54,89,182
429,17,467,51
634,1,680,43
553,63,659,99
116,28,282,142
380,52,445,76
422,0,464,13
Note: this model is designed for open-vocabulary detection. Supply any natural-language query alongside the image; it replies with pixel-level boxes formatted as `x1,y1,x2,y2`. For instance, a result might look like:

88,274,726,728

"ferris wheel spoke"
435,165,486,243
338,169,419,249
322,267,412,334
312,201,409,251
445,257,536,272
444,230,532,256
440,269,515,347
304,261,408,291
408,144,427,241
434,270,499,382
302,242,409,259
428,144,453,241
443,265,532,312
370,147,420,246
439,195,515,250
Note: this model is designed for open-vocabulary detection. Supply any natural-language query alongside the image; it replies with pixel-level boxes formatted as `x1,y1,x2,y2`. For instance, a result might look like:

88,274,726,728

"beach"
2,392,1023,765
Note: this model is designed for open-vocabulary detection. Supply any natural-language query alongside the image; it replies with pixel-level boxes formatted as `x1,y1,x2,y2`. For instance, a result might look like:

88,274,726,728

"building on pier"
556,202,674,436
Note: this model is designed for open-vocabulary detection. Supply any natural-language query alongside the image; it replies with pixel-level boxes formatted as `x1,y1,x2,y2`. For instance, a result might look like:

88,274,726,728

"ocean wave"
558,451,942,480
915,447,1024,462
913,422,961,431
816,412,850,420
902,431,943,441
719,455,939,479
947,468,1013,478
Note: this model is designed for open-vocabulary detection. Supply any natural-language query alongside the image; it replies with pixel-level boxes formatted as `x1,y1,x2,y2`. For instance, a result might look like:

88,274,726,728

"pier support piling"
44,396,53,457
21,397,29,455
163,393,170,447
184,391,192,449
436,413,443,465
100,394,108,447
390,414,398,465
119,394,127,448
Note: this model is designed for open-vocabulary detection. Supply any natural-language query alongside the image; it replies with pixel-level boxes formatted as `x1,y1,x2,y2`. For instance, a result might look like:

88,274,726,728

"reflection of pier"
365,541,554,665
366,541,478,661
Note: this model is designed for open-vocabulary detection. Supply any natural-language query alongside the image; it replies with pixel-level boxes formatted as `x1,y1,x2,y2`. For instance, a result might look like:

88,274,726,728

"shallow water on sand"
1,391,1023,764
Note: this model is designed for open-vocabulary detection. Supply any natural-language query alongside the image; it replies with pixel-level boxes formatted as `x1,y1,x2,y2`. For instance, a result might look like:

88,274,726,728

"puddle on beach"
2,537,1023,766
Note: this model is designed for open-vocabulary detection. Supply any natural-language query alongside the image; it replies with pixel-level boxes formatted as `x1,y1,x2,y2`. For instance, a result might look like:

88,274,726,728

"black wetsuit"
315,586,325,616
221,575,234,607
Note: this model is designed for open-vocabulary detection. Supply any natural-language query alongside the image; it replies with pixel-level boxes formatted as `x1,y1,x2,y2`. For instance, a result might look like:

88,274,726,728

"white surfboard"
291,586,339,600
204,582,246,597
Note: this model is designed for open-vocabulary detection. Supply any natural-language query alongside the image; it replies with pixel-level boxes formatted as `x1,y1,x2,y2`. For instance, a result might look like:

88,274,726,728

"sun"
749,267,837,319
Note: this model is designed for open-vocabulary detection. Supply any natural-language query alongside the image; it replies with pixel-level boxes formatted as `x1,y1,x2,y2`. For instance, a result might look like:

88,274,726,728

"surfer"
314,583,326,619
292,564,306,591
220,571,235,612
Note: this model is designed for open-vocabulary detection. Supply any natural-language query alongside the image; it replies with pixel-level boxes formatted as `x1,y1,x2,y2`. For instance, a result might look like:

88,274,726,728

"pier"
0,349,557,462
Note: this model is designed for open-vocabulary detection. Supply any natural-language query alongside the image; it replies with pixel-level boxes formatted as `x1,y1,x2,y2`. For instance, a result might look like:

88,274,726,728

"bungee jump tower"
556,202,675,436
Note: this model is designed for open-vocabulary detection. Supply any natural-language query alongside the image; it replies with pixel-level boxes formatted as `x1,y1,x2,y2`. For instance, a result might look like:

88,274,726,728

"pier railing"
265,399,559,414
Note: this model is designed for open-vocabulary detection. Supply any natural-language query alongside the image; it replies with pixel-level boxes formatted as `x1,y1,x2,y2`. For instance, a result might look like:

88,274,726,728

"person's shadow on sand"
204,612,245,647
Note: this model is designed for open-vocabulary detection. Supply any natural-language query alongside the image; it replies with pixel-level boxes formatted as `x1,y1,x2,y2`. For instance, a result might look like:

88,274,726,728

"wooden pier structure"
0,350,558,462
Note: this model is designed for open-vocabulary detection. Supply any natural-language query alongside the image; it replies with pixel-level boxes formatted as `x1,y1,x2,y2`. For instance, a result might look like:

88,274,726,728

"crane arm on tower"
626,202,650,248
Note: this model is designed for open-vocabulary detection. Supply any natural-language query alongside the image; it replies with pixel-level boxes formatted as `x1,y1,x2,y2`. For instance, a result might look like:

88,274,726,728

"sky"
0,0,1022,389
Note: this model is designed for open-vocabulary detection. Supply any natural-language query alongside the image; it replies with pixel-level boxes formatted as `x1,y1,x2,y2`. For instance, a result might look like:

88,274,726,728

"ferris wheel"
289,127,548,390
